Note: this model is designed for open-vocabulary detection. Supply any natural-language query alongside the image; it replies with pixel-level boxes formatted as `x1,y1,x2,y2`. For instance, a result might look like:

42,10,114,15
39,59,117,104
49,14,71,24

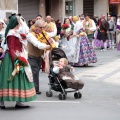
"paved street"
0,48,120,120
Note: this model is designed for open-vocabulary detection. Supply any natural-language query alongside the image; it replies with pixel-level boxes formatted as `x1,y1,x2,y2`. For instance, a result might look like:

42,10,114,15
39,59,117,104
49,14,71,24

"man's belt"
109,29,113,31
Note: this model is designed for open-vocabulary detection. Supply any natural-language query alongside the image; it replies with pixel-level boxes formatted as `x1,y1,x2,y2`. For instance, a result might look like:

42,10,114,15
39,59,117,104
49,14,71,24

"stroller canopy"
49,48,67,66
50,48,67,61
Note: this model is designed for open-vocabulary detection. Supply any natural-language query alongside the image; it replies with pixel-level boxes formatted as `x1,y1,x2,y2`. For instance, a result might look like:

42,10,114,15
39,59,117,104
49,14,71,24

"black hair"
63,18,72,25
36,14,42,18
84,13,89,17
8,13,22,19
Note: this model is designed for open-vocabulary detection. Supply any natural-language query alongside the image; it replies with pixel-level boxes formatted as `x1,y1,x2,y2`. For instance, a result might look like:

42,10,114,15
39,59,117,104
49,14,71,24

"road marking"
31,101,80,104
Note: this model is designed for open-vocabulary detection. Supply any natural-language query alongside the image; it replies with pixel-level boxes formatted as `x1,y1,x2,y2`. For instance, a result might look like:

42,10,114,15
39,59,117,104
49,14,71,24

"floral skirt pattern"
73,36,97,66
94,30,109,48
117,41,120,51
116,32,120,45
0,52,36,102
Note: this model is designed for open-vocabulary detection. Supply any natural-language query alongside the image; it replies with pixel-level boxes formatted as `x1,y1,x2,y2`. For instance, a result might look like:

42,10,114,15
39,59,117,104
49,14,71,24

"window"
65,0,74,17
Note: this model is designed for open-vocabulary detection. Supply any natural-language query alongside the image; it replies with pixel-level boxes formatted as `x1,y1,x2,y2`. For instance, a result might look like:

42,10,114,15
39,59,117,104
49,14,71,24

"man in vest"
27,20,50,94
83,13,96,46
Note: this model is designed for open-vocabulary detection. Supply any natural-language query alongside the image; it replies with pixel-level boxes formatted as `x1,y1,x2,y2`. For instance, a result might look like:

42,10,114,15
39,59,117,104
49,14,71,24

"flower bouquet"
60,24,69,39
8,56,28,82
61,24,69,30
20,33,27,40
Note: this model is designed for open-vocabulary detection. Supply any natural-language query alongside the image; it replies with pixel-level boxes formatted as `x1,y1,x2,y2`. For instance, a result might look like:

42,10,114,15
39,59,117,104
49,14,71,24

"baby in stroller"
53,58,84,90
46,48,84,100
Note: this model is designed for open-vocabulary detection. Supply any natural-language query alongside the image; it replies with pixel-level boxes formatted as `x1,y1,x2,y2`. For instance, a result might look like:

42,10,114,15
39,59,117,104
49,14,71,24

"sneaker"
101,49,103,51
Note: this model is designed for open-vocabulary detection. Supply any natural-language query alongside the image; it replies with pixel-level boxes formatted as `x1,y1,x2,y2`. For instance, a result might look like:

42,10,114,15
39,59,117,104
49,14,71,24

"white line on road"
31,101,80,104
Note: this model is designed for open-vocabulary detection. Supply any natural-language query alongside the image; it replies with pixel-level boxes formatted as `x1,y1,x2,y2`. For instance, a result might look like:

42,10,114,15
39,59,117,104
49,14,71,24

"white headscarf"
18,16,29,34
0,19,7,31
0,19,7,51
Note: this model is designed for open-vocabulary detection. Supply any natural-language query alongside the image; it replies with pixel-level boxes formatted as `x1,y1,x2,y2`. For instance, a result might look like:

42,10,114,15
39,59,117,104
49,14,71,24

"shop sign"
109,0,120,4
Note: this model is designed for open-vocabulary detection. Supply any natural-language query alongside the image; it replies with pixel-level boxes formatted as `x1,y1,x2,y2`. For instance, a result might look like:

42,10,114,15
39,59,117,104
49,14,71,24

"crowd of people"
0,12,119,109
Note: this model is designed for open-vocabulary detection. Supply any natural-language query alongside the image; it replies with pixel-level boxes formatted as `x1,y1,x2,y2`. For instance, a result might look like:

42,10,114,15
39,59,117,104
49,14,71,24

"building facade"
0,0,18,19
0,0,120,22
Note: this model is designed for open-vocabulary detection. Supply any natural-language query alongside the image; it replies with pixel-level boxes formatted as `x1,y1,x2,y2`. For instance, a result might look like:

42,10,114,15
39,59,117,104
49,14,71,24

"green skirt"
0,52,36,102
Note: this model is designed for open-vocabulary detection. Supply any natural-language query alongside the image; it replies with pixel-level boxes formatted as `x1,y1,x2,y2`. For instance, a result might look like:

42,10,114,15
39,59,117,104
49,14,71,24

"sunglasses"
39,27,44,29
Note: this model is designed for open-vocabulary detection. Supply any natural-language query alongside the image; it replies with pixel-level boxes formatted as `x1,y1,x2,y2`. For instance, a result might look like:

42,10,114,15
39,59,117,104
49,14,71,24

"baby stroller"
46,48,83,100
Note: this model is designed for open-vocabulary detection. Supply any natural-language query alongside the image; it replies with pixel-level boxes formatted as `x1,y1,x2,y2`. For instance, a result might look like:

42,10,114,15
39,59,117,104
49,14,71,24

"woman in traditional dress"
0,19,6,46
95,15,109,51
60,18,74,62
71,16,97,66
0,19,6,56
116,16,120,51
94,28,104,48
69,16,83,63
0,15,36,109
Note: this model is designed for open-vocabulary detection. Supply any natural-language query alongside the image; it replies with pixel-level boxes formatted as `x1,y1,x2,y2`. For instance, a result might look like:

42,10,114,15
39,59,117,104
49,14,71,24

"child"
53,58,84,90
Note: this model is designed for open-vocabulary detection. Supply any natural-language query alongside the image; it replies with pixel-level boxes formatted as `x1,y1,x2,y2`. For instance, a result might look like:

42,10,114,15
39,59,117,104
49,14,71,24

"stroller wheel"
74,92,82,99
78,92,82,98
59,94,66,100
74,92,78,99
63,94,66,100
46,91,53,97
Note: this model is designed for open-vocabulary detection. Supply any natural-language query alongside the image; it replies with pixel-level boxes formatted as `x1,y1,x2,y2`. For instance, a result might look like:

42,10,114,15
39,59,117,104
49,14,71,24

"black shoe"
83,64,88,67
0,106,5,109
36,91,42,94
15,104,30,109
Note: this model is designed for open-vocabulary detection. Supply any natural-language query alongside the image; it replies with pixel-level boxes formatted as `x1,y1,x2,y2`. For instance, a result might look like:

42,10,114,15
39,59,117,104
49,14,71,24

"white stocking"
112,41,114,49
109,40,112,48
16,102,26,106
104,42,107,49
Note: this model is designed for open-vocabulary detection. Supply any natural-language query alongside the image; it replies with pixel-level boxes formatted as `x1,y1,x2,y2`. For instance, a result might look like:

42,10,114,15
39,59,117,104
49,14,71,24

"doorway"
83,0,94,18
109,4,118,18
45,0,51,16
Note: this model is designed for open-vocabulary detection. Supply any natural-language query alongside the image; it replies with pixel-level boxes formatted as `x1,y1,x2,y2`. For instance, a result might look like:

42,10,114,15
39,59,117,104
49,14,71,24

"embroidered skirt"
0,52,36,102
73,36,97,66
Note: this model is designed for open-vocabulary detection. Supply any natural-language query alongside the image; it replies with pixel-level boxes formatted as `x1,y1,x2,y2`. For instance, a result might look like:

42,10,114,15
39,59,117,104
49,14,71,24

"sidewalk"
74,48,120,86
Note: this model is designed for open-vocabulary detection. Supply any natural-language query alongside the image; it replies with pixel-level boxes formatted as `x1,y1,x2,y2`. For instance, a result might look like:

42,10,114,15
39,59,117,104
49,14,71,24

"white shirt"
27,33,47,49
85,20,96,31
